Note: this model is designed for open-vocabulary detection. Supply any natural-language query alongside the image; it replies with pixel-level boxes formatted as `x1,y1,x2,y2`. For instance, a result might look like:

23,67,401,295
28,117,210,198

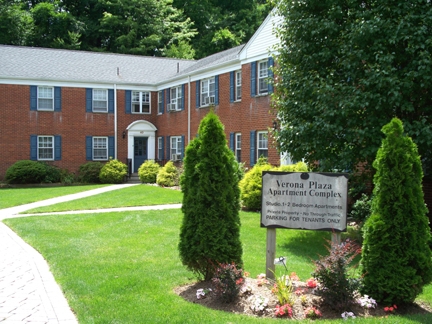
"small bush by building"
138,160,161,183
156,161,179,187
99,159,128,184
78,162,104,183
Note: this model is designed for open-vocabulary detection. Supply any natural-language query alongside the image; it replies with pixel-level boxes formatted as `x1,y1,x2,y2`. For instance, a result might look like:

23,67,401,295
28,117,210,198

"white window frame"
157,137,163,160
93,136,108,161
235,71,242,101
132,91,150,114
169,86,182,111
93,89,108,113
38,86,54,111
158,91,164,114
170,136,182,160
257,131,268,158
235,133,241,162
258,60,268,95
37,135,54,160
200,77,215,107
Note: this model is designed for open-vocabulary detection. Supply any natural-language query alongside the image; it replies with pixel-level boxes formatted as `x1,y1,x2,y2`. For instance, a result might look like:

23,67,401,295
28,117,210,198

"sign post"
261,172,349,279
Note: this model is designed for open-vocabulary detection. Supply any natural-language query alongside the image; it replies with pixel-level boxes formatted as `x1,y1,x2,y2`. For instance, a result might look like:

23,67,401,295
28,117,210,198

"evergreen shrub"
277,161,308,172
156,161,179,187
361,118,432,305
349,194,372,223
138,160,160,183
78,162,103,183
99,159,127,184
40,163,61,183
5,160,47,184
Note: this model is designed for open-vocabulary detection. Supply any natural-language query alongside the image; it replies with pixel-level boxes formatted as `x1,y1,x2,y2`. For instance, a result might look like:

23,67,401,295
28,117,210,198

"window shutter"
181,84,185,111
54,135,62,160
215,75,219,105
86,89,92,112
229,132,234,151
54,87,62,112
108,136,115,159
181,135,185,159
166,88,170,112
251,62,257,97
229,72,235,102
86,136,93,160
166,136,171,159
30,86,37,111
250,130,256,166
125,90,131,114
268,57,274,94
108,89,114,113
160,137,165,160
160,90,165,115
195,80,200,108
30,135,37,160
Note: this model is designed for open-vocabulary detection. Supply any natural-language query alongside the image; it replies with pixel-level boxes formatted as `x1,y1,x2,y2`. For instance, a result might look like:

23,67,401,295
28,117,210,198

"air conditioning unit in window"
171,154,181,161
204,96,215,105
167,103,177,111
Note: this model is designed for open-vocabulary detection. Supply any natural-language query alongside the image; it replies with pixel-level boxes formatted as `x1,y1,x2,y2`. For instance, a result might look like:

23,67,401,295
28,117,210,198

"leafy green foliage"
211,262,244,303
276,161,308,172
40,163,61,183
361,118,432,304
349,193,372,224
5,160,47,184
312,239,362,311
274,0,432,178
78,162,103,183
138,160,160,183
156,161,179,187
179,110,242,280
99,159,127,184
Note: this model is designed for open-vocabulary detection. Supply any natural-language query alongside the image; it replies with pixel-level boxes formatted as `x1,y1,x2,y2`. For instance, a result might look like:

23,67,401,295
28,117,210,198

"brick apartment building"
0,12,289,179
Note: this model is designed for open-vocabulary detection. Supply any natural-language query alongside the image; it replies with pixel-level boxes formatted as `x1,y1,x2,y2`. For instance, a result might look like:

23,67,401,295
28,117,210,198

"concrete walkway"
0,184,181,323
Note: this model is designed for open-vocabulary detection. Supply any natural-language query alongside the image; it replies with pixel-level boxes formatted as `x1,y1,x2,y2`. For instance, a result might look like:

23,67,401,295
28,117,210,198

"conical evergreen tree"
361,118,432,305
178,110,242,280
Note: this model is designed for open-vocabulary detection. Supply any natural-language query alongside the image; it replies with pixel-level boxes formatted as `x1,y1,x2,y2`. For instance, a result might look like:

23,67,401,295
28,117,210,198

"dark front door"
134,137,148,172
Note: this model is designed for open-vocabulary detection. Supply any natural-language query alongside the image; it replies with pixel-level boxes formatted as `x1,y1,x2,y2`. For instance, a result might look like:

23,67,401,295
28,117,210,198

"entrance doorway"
134,137,148,172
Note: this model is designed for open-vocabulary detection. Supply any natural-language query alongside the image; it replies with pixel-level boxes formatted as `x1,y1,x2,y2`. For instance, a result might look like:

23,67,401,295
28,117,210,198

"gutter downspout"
114,83,118,159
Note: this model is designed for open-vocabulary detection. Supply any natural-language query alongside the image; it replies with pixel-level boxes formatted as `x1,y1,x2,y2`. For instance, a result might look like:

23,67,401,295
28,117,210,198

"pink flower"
306,278,317,288
295,288,304,296
275,304,293,318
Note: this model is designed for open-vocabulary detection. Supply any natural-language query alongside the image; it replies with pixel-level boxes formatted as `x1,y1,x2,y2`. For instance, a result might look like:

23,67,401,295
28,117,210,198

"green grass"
0,185,108,209
22,184,183,213
4,210,432,323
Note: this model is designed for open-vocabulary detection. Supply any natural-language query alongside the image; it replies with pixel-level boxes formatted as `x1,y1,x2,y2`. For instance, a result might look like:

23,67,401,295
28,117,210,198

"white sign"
261,172,348,232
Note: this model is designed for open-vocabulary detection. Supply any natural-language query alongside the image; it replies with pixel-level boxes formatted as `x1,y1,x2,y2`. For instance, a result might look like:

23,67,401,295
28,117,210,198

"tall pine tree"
178,110,242,280
361,118,432,305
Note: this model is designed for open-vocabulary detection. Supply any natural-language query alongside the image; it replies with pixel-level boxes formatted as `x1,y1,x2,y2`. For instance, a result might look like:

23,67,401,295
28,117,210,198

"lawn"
4,208,432,323
22,184,183,214
0,184,109,209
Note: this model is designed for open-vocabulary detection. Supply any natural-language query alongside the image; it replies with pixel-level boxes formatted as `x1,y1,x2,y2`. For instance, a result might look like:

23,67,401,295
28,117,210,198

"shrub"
138,160,160,183
156,161,179,187
59,169,76,185
40,163,61,183
78,162,103,183
211,263,244,303
239,157,272,210
277,161,308,172
361,118,432,304
349,193,372,223
312,239,362,311
99,159,127,184
5,160,47,184
179,110,242,280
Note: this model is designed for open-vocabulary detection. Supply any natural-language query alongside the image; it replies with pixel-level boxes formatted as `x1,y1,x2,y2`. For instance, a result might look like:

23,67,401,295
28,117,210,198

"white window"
201,77,215,106
132,91,150,113
257,131,268,158
38,87,54,110
158,91,164,114
170,136,182,161
235,71,242,101
235,133,241,162
93,89,108,112
38,136,54,160
93,137,108,160
169,86,182,111
158,137,163,160
258,60,268,94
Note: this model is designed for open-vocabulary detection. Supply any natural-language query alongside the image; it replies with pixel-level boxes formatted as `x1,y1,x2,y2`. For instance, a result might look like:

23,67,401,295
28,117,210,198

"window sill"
132,112,151,114
37,108,55,111
254,93,268,98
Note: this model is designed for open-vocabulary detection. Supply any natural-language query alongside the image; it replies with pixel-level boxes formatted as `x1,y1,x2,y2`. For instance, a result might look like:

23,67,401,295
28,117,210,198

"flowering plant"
211,262,244,302
250,295,268,313
300,295,308,305
306,278,318,288
290,272,300,281
275,304,293,318
384,305,397,313
295,288,305,296
196,288,212,299
304,306,322,319
357,295,377,309
341,311,356,320
271,273,294,306
256,273,269,286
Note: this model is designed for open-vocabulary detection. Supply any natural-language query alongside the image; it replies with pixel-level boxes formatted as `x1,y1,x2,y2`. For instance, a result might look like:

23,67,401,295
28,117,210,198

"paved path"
0,184,181,323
